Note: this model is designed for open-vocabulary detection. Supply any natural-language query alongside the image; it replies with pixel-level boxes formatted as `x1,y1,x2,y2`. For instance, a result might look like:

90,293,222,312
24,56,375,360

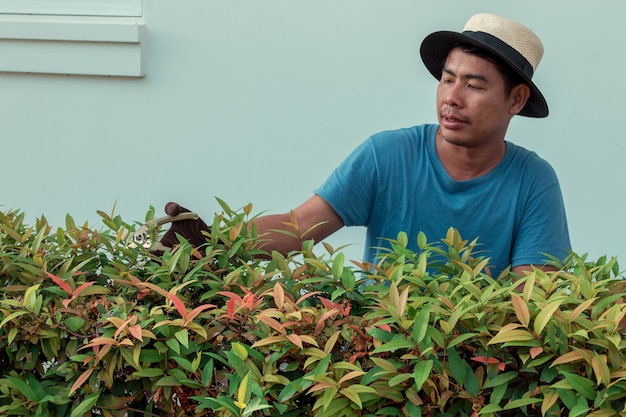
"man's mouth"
440,111,468,123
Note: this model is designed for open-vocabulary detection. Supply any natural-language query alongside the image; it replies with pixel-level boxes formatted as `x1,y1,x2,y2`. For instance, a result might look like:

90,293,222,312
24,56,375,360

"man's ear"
509,83,531,115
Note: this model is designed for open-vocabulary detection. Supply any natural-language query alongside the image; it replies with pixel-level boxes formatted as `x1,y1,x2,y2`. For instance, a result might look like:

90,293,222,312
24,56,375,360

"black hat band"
463,30,535,80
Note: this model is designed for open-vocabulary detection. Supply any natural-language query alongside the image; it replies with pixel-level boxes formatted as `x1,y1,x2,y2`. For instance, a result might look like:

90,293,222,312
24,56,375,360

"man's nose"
443,82,463,107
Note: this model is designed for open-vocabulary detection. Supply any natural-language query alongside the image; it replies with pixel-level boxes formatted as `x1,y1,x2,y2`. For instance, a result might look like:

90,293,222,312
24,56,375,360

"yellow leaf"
237,372,250,408
133,344,141,369
263,374,291,385
591,353,611,386
397,286,409,317
500,322,523,332
251,335,287,348
232,342,248,361
550,350,587,367
510,293,530,327
286,333,303,349
488,329,534,345
541,389,559,416
23,284,41,311
304,347,328,360
229,222,243,241
533,300,563,335
273,282,285,310
79,337,118,350
439,320,451,335
324,331,341,355
106,317,125,328
340,387,362,408
522,271,536,302
587,411,619,417
299,335,319,347
389,283,399,312
309,382,337,393
369,357,396,372
568,297,597,322
338,371,365,385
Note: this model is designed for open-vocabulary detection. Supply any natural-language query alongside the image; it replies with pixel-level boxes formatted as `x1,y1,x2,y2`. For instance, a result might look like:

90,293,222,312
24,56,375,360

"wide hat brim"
420,30,548,118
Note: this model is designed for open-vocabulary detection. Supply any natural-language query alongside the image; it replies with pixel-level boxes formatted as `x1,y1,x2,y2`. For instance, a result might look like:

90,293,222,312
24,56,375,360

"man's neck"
435,128,507,181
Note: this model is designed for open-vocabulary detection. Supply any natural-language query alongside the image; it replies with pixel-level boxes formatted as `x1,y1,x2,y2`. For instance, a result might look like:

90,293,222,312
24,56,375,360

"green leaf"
478,404,502,414
561,371,595,400
341,268,355,291
202,359,214,386
502,397,542,410
6,376,39,402
132,368,164,378
413,360,433,391
447,348,466,383
70,392,100,417
165,337,181,354
155,375,182,387
331,252,344,280
278,377,312,403
371,338,414,354
320,386,339,411
0,310,30,329
367,328,394,342
447,348,479,396
241,397,272,417
482,371,519,389
64,316,85,332
311,354,332,376
171,356,194,373
447,332,478,348
411,304,430,344
174,329,189,348
388,373,412,387
569,396,590,417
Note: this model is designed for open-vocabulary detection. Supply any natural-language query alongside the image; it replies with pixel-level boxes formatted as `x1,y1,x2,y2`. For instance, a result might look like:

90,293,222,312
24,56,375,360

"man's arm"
511,264,558,274
251,195,344,255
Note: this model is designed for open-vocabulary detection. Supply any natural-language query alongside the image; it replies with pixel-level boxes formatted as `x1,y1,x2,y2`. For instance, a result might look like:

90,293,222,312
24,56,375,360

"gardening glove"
127,202,211,255
157,202,211,252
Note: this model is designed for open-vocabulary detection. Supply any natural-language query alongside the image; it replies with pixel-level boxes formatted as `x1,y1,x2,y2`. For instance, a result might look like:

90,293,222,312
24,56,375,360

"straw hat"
420,13,548,118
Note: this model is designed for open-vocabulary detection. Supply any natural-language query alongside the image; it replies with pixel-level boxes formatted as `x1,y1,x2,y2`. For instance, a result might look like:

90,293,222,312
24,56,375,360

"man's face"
436,47,524,148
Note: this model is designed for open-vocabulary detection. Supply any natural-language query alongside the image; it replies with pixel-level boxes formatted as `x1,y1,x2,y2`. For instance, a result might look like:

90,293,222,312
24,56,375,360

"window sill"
0,15,145,77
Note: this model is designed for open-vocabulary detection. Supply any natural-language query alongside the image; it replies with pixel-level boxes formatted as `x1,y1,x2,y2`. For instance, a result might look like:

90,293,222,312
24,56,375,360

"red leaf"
72,281,96,297
46,272,72,294
227,298,235,318
168,293,187,322
471,356,501,365
376,323,392,332
69,368,94,396
185,304,216,324
218,291,243,305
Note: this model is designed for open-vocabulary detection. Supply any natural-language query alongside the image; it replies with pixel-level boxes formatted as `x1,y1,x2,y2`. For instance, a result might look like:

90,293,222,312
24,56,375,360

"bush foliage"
1,200,626,417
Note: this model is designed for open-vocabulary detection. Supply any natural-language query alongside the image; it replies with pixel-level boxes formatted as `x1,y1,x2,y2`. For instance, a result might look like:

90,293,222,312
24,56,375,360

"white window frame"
0,0,142,17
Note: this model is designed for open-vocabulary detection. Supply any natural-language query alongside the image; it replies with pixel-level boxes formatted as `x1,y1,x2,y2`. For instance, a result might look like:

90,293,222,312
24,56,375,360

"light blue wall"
2,0,625,264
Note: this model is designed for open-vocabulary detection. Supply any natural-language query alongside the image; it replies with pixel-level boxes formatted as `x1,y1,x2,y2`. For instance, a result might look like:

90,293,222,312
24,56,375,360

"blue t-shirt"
315,124,570,276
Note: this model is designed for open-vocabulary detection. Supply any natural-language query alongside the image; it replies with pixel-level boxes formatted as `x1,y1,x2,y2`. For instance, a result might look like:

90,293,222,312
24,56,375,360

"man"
252,13,570,277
